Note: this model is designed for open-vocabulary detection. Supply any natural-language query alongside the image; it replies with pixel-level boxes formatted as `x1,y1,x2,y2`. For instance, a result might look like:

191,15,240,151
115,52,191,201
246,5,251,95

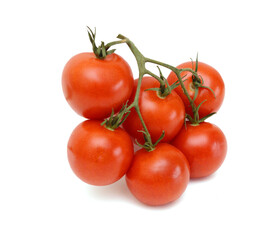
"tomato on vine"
167,61,225,119
171,122,227,178
67,118,134,186
123,76,185,144
64,27,228,206
126,143,190,206
62,27,134,120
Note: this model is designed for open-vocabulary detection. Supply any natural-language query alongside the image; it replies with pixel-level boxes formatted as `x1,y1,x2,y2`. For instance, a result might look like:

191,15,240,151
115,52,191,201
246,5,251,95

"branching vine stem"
87,27,214,150
115,34,202,149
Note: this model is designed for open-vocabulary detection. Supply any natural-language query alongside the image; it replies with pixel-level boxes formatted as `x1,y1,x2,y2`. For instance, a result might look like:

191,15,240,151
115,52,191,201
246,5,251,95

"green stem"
134,74,152,145
145,70,164,86
115,34,203,148
175,71,199,122
105,39,127,49
145,58,176,71
117,36,153,146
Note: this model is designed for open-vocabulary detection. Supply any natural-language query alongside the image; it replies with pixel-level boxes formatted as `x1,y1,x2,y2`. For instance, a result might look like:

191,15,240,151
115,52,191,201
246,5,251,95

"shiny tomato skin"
67,120,134,186
123,77,185,144
167,62,225,119
62,52,134,120
126,143,190,206
171,122,227,178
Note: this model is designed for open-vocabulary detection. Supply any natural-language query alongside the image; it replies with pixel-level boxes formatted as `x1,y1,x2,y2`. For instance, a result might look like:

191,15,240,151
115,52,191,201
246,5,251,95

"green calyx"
87,26,125,59
191,53,216,99
135,131,165,152
145,66,184,98
101,102,130,130
186,99,216,124
186,111,216,125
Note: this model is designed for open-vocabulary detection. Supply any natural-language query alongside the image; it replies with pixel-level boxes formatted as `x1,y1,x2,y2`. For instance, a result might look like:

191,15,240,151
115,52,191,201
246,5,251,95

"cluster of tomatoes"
62,28,227,206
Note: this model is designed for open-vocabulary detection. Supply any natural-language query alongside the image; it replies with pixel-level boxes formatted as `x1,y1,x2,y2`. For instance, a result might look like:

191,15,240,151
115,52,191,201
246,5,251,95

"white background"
1,0,276,239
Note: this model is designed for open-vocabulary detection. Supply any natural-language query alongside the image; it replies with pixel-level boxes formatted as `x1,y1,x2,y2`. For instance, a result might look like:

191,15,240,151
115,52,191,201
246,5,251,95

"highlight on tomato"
62,27,134,120
126,143,190,206
171,122,227,178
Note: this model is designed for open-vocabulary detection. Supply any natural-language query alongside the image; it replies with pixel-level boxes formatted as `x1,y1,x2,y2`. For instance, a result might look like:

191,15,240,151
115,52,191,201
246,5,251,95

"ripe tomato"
171,122,227,178
67,120,134,186
123,77,185,144
126,143,190,206
167,62,225,119
62,53,134,120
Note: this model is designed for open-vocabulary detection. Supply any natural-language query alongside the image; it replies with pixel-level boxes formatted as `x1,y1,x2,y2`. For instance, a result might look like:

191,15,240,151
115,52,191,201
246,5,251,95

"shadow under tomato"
86,175,189,209
139,190,189,210
189,173,217,184
86,176,137,204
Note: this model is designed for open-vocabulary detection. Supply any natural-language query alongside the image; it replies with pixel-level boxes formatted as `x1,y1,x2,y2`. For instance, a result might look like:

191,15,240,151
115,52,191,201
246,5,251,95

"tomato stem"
89,28,216,129
116,35,201,149
118,35,154,147
107,33,214,148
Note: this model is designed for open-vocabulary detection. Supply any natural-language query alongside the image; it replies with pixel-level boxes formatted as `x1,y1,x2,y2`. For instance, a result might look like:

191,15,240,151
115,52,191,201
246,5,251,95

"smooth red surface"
171,122,227,178
123,77,185,144
67,120,134,186
126,143,190,206
62,52,134,119
167,62,225,119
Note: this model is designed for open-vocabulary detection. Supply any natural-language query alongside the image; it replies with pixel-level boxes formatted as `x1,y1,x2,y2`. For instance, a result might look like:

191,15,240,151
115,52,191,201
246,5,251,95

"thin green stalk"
133,74,153,146
105,39,127,49
117,35,153,147
145,70,165,86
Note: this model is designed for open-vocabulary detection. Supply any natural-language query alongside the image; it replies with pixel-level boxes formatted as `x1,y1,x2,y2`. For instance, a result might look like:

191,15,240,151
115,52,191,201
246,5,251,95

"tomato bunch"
62,28,227,206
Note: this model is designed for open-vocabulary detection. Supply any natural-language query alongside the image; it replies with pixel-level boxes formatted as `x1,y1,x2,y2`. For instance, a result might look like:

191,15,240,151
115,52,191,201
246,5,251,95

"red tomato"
126,143,190,206
167,62,225,119
62,53,134,120
171,122,227,178
123,77,185,144
67,120,134,186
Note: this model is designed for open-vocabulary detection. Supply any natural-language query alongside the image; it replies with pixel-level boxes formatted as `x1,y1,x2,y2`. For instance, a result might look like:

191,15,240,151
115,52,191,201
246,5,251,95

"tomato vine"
88,28,217,150
63,27,227,204
114,34,204,149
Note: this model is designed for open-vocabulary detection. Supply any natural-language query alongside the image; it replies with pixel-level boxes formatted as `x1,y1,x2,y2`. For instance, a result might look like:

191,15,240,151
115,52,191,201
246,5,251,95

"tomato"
126,143,190,206
167,61,225,119
171,122,227,178
123,76,185,144
62,53,134,120
67,120,134,186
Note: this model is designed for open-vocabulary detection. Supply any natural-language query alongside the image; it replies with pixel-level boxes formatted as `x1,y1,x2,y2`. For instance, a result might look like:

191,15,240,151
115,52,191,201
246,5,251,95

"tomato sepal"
135,130,165,152
101,101,131,130
87,26,126,59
